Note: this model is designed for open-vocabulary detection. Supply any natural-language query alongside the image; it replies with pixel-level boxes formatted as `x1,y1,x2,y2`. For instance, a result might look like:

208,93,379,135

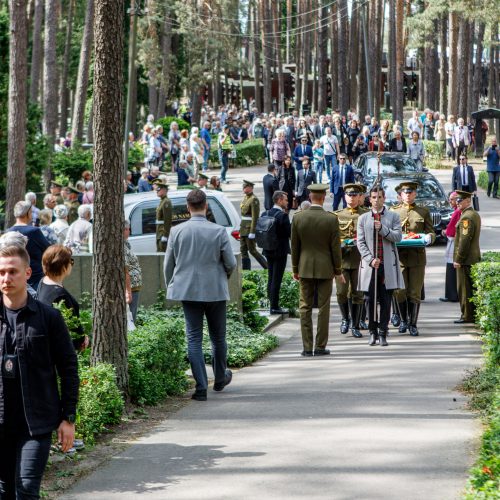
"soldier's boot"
338,302,350,334
408,301,420,336
350,303,363,338
398,301,409,333
378,328,389,346
368,330,378,346
391,295,401,327
359,301,369,330
242,257,252,270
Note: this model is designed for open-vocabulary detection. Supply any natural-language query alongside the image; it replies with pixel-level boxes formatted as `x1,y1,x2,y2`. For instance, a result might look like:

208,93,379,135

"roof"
471,108,500,120
123,188,226,209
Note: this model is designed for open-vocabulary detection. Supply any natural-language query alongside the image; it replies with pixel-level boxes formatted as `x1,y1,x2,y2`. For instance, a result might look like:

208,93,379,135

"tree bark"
91,0,128,394
156,6,172,119
439,14,447,116
72,0,94,144
331,2,338,111
447,10,458,116
394,0,404,123
457,17,470,119
29,0,43,103
337,0,348,114
472,22,485,113
286,0,292,64
301,0,310,110
357,8,367,120
373,0,383,116
349,8,359,112
418,48,425,109
260,0,272,113
388,0,397,120
467,21,475,118
6,0,28,229
59,0,74,138
252,1,261,111
488,22,498,134
273,0,285,113
317,0,328,113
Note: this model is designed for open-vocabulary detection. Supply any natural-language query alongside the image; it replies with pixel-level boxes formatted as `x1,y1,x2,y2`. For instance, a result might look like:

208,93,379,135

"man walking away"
164,190,237,401
291,184,344,357
484,138,500,198
263,164,279,210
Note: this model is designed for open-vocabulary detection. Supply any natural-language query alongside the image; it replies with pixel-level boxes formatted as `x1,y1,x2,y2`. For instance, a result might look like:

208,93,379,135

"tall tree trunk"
252,1,261,112
317,0,328,113
418,48,425,109
156,6,172,119
29,0,43,103
357,7,368,120
457,17,470,119
273,0,285,113
472,22,485,113
394,0,404,123
91,0,128,394
447,10,459,116
260,0,272,113
72,0,94,144
439,14,447,116
331,2,338,111
337,0,348,114
373,0,383,116
301,0,310,110
467,21,475,118
312,29,318,113
488,22,498,134
86,98,94,143
388,0,397,119
286,0,292,64
349,8,359,111
295,29,302,112
6,0,28,229
191,88,202,127
59,0,74,138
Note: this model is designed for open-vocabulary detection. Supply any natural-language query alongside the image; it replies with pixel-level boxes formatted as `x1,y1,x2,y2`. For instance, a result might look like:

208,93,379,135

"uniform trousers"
444,263,459,302
336,267,363,304
395,264,425,304
240,237,268,268
299,278,333,351
457,265,475,322
365,265,393,330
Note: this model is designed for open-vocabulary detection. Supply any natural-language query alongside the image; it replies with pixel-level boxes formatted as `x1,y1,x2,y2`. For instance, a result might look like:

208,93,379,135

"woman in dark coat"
276,155,296,210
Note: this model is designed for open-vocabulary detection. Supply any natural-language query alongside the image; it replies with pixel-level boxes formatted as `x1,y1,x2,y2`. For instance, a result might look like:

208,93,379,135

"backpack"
255,211,279,251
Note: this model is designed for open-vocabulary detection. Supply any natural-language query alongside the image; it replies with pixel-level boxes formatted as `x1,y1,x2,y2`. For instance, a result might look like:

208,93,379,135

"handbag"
472,194,480,211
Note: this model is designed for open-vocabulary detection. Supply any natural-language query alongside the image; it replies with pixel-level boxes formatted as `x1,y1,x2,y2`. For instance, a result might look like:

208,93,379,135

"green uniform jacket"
390,203,435,266
239,193,260,236
156,195,173,240
291,206,342,279
454,207,481,265
65,200,80,224
334,206,368,270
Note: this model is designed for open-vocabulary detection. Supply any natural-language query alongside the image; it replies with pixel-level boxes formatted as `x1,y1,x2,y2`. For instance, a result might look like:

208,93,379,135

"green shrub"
128,311,189,405
76,361,124,445
423,140,445,160
241,277,268,332
209,138,266,167
478,171,488,191
156,116,190,136
128,142,145,168
51,148,93,184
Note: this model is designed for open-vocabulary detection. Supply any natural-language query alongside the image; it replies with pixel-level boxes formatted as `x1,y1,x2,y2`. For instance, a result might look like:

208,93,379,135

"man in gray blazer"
164,190,237,401
357,186,404,346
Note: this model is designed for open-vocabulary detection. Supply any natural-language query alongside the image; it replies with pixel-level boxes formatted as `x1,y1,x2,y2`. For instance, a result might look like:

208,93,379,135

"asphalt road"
62,161,498,500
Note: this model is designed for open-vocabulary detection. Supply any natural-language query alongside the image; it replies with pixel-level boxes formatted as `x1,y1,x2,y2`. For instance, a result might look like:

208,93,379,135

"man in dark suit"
284,117,296,155
330,154,355,209
293,135,314,171
452,155,477,193
263,164,279,210
262,191,291,314
389,130,407,152
295,158,316,204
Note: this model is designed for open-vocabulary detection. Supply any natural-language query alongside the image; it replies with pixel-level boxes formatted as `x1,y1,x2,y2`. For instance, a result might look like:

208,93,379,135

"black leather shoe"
301,350,313,357
368,331,378,346
359,319,369,330
270,308,289,315
351,327,363,338
391,313,401,327
399,320,408,334
454,319,475,324
213,369,232,392
378,330,388,346
439,297,449,302
409,326,419,336
313,348,331,356
191,390,207,401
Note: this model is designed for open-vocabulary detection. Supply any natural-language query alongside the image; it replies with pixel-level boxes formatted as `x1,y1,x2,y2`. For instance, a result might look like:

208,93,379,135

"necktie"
340,165,345,186
462,166,467,186
302,145,305,155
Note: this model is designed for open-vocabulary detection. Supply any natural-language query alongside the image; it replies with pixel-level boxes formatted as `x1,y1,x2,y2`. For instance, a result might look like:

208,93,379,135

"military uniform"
390,181,435,335
154,181,173,252
50,181,64,205
333,183,368,338
453,192,481,323
65,186,81,224
239,180,267,270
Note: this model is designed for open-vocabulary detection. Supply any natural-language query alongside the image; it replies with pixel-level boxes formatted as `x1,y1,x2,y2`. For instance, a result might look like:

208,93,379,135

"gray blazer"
164,215,237,301
356,209,404,292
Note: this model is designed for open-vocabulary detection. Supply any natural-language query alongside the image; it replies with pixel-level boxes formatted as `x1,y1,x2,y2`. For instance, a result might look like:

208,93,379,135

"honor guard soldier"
49,181,64,205
154,180,172,252
390,181,435,335
65,186,81,224
453,190,481,324
334,183,368,338
240,180,267,270
197,173,209,190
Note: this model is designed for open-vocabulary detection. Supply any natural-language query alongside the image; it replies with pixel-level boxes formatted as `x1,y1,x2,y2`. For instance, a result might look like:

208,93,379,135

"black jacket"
263,173,279,210
452,164,477,192
263,207,291,257
389,137,407,153
0,294,79,435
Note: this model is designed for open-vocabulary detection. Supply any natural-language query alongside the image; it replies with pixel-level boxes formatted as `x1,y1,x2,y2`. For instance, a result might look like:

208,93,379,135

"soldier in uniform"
239,180,267,270
65,186,81,224
453,190,481,323
154,180,173,252
390,181,435,336
333,183,368,338
50,181,64,205
196,173,210,190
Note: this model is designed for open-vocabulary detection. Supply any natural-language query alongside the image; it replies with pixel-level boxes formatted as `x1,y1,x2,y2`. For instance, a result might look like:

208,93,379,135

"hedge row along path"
62,163,499,500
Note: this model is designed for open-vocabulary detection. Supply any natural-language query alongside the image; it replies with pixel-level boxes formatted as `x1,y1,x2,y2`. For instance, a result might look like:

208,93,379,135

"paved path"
62,164,499,500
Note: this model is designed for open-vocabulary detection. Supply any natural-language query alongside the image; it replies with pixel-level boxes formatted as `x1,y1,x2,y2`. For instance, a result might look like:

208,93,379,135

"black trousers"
365,265,393,331
444,263,459,302
266,252,288,310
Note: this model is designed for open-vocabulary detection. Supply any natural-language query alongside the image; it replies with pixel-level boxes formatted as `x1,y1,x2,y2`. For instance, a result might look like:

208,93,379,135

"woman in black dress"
276,155,296,211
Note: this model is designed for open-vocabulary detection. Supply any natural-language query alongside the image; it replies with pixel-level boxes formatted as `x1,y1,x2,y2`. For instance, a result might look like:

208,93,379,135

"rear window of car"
365,156,418,176
382,178,444,204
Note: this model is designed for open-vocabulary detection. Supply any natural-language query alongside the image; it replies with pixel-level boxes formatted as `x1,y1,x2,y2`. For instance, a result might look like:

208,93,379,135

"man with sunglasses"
390,181,435,336
452,155,477,193
334,183,368,338
154,180,173,252
453,190,481,324
330,154,355,210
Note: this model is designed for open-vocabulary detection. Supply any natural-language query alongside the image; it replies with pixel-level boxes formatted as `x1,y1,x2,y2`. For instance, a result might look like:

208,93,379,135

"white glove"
161,236,168,243
424,234,432,246
248,233,255,240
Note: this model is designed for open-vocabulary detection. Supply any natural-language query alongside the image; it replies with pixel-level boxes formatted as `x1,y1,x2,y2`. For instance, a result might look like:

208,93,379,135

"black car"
367,173,454,242
354,152,420,185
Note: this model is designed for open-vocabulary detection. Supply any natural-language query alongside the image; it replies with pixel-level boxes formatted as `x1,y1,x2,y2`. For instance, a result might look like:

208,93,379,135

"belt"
241,216,252,221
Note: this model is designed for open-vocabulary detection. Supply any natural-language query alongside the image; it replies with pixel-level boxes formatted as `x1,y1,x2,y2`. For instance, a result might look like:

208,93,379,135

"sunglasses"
402,189,415,193
339,157,347,160
456,197,464,202
345,192,358,196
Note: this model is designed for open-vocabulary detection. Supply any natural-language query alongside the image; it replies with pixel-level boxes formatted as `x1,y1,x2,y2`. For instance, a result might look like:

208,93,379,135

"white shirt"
460,165,469,185
272,204,284,212
320,134,338,156
445,122,455,137
407,118,422,137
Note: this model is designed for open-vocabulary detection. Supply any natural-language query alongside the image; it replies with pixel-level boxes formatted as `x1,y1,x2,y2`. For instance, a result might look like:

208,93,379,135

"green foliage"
210,139,266,168
128,142,145,168
423,140,445,160
156,116,190,136
51,147,93,184
76,361,124,445
52,301,90,344
241,277,268,332
128,309,189,405
478,171,488,191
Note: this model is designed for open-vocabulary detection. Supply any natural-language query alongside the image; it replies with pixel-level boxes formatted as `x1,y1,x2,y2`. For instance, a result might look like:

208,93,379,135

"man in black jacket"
0,245,79,499
263,164,279,210
263,191,291,314
452,155,477,193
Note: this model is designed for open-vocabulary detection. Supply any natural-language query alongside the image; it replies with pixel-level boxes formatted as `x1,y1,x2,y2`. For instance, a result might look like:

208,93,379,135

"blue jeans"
313,162,324,183
219,150,229,181
202,147,210,172
0,431,52,499
182,300,228,391
324,155,336,181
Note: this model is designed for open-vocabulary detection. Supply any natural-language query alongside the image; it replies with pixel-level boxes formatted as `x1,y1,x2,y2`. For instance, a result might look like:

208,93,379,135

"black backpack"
255,211,279,251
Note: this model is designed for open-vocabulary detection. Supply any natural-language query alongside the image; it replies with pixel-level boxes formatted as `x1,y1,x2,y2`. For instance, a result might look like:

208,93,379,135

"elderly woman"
50,204,70,244
124,220,143,322
389,129,407,153
25,191,39,226
138,167,152,192
435,114,447,152
168,121,181,172
270,129,291,167
64,204,93,254
39,209,58,245
408,131,426,171
82,181,94,204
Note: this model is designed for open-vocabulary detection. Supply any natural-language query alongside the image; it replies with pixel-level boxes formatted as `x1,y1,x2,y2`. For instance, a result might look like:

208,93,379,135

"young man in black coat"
263,164,279,210
452,155,477,193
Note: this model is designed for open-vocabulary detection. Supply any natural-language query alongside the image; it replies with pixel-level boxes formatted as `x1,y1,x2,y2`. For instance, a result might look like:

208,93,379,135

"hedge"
156,116,190,136
478,171,488,191
209,138,266,167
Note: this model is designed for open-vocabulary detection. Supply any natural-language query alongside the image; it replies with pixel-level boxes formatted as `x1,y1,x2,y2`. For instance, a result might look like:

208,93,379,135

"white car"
124,189,242,253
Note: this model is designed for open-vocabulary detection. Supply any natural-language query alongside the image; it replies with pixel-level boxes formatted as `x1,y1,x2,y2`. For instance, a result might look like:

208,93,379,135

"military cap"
243,179,255,188
50,180,63,188
307,183,330,193
198,173,209,181
454,190,472,199
395,181,419,193
152,179,169,190
343,183,366,194
67,185,80,194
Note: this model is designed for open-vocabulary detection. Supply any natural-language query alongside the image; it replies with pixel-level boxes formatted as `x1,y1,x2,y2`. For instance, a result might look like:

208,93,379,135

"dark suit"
389,137,407,153
263,173,279,210
293,144,313,170
452,164,477,192
330,163,355,209
295,168,317,203
263,207,291,310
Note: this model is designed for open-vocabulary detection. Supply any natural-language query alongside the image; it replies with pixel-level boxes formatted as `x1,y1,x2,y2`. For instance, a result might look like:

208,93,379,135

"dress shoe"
454,318,475,324
368,331,378,346
270,308,289,315
398,320,408,334
409,326,419,336
378,330,389,346
439,297,449,302
191,390,207,401
313,348,331,356
301,350,313,357
359,319,369,330
391,313,401,327
213,369,232,392
351,327,363,338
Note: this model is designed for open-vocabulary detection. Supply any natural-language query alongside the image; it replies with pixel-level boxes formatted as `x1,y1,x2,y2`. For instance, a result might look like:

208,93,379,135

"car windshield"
365,156,419,176
382,177,444,205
